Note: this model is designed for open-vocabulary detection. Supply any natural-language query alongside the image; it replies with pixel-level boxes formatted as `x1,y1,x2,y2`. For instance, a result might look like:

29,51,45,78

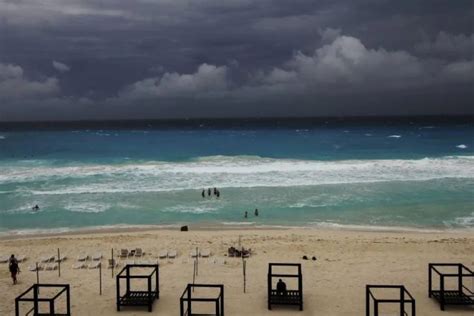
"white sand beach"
0,228,473,315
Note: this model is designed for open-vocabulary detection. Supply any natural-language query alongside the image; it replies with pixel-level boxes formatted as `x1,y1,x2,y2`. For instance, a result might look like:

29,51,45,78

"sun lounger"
92,252,102,261
73,262,86,269
77,253,88,261
108,259,118,269
28,264,44,271
129,249,136,257
45,263,58,271
135,248,143,257
190,249,199,258
201,249,211,258
55,255,67,262
168,250,177,259
16,255,27,262
88,261,101,269
125,260,135,265
0,256,9,263
119,249,128,258
159,250,168,259
40,255,55,263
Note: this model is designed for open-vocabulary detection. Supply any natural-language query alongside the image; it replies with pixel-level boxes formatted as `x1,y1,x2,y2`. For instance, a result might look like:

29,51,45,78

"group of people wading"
202,187,220,198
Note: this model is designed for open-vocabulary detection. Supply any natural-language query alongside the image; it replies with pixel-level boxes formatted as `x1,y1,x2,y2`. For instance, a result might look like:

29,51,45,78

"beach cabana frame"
428,263,474,311
366,285,415,316
116,264,159,312
267,263,303,311
15,283,71,316
180,284,224,316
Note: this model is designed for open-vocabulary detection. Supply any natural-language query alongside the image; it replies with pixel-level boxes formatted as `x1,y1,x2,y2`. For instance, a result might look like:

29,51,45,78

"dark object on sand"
180,284,224,316
366,285,416,316
312,256,317,261
116,264,159,312
302,256,308,260
428,263,473,311
228,247,252,258
180,226,189,232
268,263,303,311
15,284,71,316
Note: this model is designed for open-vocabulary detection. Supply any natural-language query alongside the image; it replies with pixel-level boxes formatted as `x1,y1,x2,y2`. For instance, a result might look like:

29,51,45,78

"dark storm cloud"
0,0,472,121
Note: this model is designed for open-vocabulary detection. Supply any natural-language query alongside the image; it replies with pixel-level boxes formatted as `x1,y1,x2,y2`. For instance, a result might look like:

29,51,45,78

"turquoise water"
0,120,473,234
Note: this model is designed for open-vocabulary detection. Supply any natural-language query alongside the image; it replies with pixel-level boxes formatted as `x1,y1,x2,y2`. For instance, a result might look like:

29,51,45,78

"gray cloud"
415,31,474,59
52,60,71,72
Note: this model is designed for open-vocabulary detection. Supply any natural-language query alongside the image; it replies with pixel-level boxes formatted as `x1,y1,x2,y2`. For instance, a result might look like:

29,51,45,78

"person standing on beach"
9,254,20,285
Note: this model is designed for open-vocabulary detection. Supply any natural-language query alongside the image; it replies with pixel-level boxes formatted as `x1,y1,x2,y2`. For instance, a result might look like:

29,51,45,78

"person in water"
201,189,205,198
276,279,287,295
32,205,40,211
207,188,211,197
216,190,220,198
9,255,20,285
255,208,259,216
213,187,217,195
244,211,248,218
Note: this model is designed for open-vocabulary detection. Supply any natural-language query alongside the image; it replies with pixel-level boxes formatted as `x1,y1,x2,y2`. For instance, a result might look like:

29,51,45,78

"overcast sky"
0,0,473,121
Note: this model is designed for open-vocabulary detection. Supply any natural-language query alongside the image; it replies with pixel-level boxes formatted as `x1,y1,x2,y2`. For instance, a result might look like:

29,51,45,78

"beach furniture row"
14,262,473,315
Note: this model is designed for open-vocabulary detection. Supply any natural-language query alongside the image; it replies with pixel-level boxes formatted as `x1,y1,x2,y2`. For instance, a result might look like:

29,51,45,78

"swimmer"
32,205,40,211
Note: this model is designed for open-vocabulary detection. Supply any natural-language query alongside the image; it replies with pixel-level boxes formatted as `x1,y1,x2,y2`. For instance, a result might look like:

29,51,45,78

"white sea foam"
456,144,467,149
65,202,111,213
0,135,6,140
162,204,219,214
1,155,473,195
388,135,402,138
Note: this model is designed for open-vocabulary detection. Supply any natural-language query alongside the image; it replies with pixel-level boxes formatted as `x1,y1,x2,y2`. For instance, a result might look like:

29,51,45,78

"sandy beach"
1,227,473,316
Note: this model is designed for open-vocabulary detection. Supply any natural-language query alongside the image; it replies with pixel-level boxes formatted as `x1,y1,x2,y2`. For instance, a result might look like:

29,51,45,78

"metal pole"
195,247,199,276
36,262,39,284
99,262,102,295
58,248,61,278
111,248,114,278
243,260,247,293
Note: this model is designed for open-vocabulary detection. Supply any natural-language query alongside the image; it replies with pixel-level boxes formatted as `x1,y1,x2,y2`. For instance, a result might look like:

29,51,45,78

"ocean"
0,118,473,235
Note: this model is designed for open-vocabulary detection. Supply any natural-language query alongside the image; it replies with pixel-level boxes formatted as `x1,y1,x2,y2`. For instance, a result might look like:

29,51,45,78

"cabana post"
428,263,473,311
267,263,303,311
15,283,71,316
366,285,415,316
180,284,224,316
116,264,159,312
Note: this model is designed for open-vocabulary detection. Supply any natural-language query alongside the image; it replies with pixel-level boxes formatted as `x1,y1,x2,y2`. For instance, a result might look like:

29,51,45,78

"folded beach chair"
119,249,128,258
201,249,211,258
159,250,168,259
92,252,102,261
77,253,88,261
73,262,86,269
28,264,44,271
55,255,67,263
125,259,135,265
88,261,101,269
16,255,27,262
129,249,136,257
45,263,58,271
0,255,9,263
41,254,55,263
190,249,199,258
135,248,143,257
168,250,177,259
108,259,118,269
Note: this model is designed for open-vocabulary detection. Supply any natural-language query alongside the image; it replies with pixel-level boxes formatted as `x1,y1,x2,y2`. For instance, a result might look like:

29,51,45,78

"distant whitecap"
388,135,401,138
365,133,372,136
456,144,467,149
0,135,5,140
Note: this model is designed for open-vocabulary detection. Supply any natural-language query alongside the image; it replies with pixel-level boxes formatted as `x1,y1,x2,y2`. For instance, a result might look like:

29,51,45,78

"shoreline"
1,222,472,241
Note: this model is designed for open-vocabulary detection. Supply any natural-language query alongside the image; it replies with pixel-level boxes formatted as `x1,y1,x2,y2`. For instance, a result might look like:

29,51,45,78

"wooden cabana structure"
15,284,71,316
267,263,303,311
116,264,159,312
429,263,473,310
366,285,416,316
180,284,224,316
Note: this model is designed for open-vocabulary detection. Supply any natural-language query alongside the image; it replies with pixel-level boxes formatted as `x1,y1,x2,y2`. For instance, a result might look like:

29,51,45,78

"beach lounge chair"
159,250,168,259
77,253,88,261
119,249,128,258
125,259,135,265
129,249,136,257
45,263,58,271
168,250,177,259
92,252,102,261
55,255,67,262
190,249,199,258
16,255,27,262
88,261,101,269
135,248,143,257
108,259,118,269
73,262,86,269
201,249,211,258
28,264,44,271
0,255,9,263
41,254,55,263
